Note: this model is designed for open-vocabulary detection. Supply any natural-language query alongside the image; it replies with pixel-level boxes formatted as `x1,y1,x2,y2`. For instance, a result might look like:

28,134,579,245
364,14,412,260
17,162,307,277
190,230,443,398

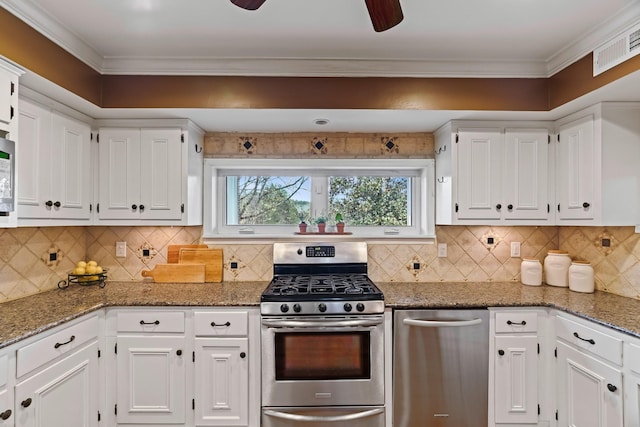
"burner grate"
265,274,380,298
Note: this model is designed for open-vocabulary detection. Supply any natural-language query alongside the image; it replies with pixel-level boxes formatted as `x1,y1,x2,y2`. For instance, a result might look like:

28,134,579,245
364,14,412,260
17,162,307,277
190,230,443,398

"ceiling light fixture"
230,0,403,32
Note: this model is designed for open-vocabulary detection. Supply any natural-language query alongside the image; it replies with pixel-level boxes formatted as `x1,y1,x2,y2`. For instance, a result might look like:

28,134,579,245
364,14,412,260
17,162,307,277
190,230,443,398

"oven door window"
275,331,371,380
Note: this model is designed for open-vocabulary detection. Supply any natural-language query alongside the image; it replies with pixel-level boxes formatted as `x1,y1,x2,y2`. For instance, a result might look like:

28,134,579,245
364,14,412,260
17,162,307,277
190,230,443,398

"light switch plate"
116,241,127,258
511,242,521,257
437,243,447,258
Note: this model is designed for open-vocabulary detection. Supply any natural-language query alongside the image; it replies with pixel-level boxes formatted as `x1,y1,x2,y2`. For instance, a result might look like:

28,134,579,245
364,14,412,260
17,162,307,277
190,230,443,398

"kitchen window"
203,158,434,238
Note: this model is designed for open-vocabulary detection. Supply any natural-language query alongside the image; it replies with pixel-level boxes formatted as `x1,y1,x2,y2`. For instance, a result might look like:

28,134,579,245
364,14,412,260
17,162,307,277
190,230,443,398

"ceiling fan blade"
230,0,266,10
364,0,404,32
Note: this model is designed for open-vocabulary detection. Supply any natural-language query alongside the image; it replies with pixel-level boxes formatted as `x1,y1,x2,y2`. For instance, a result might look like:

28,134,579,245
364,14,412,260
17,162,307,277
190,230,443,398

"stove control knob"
356,303,365,312
297,248,303,255
343,303,353,312
293,304,302,313
318,303,327,313
280,304,289,313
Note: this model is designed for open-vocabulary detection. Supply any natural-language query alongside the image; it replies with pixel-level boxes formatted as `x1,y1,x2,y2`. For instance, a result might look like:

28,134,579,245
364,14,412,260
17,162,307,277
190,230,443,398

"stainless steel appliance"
261,242,386,427
0,136,15,215
393,309,489,427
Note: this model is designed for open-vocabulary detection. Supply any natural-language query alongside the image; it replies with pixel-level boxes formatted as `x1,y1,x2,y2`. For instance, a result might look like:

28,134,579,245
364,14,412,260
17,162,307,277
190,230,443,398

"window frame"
203,158,435,239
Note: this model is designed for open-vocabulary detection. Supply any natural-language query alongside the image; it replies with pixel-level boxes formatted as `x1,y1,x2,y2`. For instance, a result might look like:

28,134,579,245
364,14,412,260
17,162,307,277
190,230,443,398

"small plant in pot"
298,213,308,233
335,213,345,233
314,216,327,233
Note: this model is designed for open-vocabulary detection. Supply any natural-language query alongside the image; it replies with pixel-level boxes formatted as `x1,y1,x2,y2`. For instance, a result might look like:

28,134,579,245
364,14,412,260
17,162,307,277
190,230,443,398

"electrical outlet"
511,241,521,257
116,241,127,258
437,243,447,258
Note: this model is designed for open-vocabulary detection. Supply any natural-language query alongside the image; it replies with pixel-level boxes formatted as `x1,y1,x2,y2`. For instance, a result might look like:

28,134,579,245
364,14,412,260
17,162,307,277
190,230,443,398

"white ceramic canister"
520,258,542,286
569,261,595,293
543,250,572,287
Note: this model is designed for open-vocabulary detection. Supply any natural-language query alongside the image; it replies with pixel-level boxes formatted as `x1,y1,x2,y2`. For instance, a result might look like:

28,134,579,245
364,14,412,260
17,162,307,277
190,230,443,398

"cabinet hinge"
455,133,459,143
537,343,540,354
554,347,557,358
10,106,14,120
557,134,560,142
547,204,550,213
555,410,558,420
90,132,93,141
192,399,195,410
538,404,540,415
10,82,15,95
547,134,551,143
97,203,100,213
192,351,195,363
97,133,100,143
557,204,560,212
98,348,101,358
90,203,93,213
115,343,117,354
115,404,117,415
455,203,459,213
181,203,185,213
181,133,185,143
98,411,101,421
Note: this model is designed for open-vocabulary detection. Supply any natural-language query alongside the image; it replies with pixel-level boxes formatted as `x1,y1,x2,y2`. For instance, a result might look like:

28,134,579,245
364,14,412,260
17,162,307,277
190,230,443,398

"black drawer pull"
240,352,246,358
211,321,231,327
573,332,595,345
21,398,32,408
177,349,183,356
54,335,75,349
607,383,617,392
0,409,12,420
140,320,160,325
498,349,505,356
507,320,526,326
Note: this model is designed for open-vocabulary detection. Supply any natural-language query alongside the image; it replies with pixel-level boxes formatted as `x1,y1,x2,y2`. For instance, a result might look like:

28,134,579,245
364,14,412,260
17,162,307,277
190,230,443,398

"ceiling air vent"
593,21,640,76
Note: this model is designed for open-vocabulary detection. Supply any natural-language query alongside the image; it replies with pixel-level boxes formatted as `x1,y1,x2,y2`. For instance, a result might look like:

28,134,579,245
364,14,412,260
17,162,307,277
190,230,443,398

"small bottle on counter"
569,261,595,293
520,258,542,286
544,250,571,287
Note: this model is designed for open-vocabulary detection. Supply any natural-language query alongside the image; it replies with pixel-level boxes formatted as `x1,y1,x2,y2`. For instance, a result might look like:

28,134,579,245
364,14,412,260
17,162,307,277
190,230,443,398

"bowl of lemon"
59,260,107,288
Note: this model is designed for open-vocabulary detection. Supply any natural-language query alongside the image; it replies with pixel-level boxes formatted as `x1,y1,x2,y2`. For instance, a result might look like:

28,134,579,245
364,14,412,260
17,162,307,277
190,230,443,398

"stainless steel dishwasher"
393,309,489,427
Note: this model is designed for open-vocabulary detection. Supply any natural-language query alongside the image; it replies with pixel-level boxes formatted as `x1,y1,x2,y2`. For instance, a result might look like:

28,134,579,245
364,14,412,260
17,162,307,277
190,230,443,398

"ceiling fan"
229,0,404,32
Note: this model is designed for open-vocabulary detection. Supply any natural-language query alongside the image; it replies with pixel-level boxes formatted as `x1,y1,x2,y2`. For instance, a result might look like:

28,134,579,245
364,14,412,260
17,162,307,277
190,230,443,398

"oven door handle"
263,407,384,422
261,318,383,328
403,318,483,327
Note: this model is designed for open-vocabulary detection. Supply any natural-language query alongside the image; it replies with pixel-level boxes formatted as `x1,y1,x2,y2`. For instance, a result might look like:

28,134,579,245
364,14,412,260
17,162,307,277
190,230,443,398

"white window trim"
203,158,435,241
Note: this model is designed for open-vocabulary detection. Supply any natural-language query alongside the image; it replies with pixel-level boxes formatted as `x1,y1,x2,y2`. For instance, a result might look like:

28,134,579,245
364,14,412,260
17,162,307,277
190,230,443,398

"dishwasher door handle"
403,318,483,327
263,407,384,422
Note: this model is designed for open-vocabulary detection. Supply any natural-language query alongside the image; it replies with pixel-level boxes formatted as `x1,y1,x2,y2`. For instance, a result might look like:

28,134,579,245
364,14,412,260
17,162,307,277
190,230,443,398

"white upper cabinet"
554,102,640,225
435,122,552,225
17,97,92,224
0,59,22,136
97,121,203,225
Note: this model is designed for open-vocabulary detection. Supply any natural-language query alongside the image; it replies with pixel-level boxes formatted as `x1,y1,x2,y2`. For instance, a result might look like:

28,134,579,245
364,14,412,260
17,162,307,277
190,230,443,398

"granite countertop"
1,280,640,349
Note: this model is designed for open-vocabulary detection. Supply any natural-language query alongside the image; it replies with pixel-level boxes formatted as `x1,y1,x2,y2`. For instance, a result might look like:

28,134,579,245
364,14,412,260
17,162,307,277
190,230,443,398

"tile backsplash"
2,225,639,304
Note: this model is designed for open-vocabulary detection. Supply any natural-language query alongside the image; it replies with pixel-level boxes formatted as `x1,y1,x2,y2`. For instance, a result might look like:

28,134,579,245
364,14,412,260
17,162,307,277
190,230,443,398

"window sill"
202,233,436,245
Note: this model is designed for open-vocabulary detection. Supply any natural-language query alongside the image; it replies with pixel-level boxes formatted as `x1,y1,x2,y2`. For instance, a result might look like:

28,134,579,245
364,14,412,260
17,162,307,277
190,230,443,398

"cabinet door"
50,113,92,220
456,129,502,220
17,99,52,219
0,72,14,126
98,128,141,219
503,129,550,221
139,128,182,220
14,342,99,427
0,388,12,427
556,116,595,221
625,342,640,427
194,338,249,426
494,335,538,424
556,341,623,427
116,335,186,425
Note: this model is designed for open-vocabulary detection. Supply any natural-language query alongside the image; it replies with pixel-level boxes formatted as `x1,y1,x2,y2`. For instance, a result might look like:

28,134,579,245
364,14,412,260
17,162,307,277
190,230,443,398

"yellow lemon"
87,260,98,267
76,261,87,269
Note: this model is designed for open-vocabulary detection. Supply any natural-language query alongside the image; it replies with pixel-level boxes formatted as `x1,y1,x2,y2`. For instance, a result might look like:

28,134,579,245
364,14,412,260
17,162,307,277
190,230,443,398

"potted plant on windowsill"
335,213,345,234
314,216,327,233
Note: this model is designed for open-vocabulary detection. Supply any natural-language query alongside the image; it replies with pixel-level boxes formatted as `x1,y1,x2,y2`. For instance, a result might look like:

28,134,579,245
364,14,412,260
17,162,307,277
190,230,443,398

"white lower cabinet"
0,388,12,427
624,342,640,427
14,342,99,427
116,335,187,425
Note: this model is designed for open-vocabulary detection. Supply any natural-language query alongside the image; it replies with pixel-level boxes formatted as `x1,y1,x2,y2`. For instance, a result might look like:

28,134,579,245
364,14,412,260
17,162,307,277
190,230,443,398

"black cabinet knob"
240,352,246,359
0,409,12,420
498,349,505,356
507,204,513,210
21,398,32,408
607,383,617,392
177,349,182,356
583,202,590,208
131,204,137,210
496,204,502,210
45,200,53,207
54,201,61,208
139,204,145,212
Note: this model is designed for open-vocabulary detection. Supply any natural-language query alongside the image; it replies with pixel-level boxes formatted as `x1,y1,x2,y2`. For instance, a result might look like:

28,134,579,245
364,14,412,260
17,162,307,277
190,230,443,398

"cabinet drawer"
555,315,622,365
194,311,248,336
628,342,640,375
0,354,7,387
117,311,185,333
16,315,99,378
495,311,538,333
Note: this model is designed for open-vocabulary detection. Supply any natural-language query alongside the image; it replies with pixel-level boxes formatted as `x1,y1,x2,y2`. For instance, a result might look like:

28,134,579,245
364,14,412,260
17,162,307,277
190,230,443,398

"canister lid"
522,257,540,262
547,250,569,255
571,260,591,265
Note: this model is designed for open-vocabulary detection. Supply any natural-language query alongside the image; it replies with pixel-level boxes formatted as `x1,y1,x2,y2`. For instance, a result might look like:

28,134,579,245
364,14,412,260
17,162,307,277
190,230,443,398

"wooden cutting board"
167,244,208,263
141,263,206,283
178,248,223,282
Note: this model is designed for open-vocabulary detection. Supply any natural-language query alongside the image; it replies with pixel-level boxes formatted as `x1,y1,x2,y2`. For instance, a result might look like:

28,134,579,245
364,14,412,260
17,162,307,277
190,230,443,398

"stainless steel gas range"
260,242,386,427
